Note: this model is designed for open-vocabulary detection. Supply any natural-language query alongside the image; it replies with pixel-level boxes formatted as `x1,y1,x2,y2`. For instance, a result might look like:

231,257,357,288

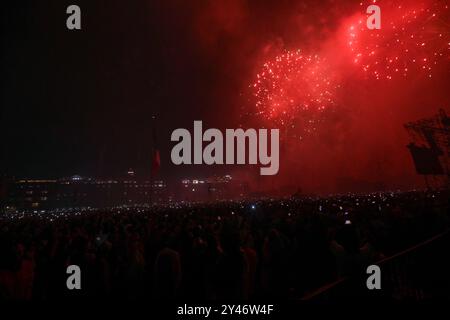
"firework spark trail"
250,50,339,139
345,0,449,80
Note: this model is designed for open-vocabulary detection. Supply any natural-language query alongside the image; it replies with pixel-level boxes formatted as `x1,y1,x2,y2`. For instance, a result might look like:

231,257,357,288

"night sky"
2,0,449,193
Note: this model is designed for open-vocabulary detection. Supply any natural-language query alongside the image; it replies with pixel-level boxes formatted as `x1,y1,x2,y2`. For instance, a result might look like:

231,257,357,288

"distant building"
178,175,249,202
8,179,57,210
5,175,168,210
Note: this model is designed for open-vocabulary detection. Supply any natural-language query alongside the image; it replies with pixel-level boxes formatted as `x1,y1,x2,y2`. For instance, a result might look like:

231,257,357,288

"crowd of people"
0,190,448,300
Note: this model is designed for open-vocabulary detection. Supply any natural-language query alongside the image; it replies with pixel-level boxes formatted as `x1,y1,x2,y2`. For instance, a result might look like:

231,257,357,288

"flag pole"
150,114,161,206
150,115,156,205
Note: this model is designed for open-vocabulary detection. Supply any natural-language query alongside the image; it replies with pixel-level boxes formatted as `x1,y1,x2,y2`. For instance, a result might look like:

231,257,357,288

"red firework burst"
249,50,339,138
345,0,449,80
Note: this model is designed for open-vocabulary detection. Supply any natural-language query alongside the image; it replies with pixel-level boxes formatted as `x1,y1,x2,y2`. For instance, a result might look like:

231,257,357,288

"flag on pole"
151,149,160,176
151,116,160,176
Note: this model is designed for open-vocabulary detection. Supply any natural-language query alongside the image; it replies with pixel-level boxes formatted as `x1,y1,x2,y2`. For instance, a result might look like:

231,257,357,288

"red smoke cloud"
169,0,449,194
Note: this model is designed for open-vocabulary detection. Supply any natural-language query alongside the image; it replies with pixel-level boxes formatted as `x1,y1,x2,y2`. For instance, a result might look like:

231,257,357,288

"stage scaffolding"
404,109,450,188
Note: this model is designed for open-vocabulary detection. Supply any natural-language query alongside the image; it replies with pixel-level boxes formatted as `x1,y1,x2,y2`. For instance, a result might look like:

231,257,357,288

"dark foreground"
1,190,449,302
